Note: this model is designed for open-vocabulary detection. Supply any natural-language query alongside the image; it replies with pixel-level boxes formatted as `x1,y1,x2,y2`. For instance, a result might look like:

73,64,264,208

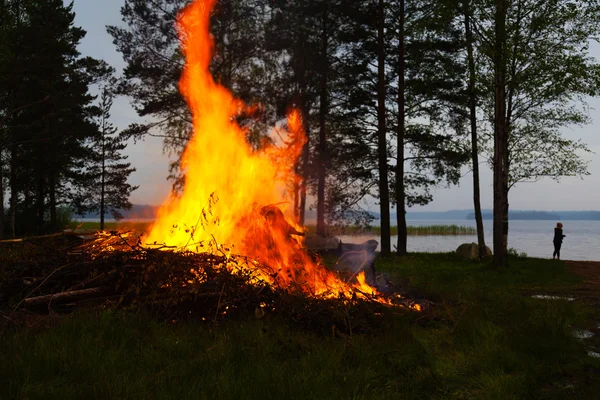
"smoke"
334,240,378,284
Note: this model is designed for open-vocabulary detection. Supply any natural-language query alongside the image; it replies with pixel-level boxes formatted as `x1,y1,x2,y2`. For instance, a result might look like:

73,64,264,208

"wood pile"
0,230,422,333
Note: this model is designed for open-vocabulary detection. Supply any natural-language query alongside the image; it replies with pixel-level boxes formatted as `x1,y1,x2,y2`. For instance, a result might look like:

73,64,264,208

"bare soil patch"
565,260,600,306
564,261,600,354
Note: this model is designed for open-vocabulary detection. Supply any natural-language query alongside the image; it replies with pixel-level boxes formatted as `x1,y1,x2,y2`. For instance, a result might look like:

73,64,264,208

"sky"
70,0,600,212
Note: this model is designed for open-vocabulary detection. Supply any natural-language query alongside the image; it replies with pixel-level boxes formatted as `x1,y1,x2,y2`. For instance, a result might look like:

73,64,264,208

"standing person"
553,222,566,260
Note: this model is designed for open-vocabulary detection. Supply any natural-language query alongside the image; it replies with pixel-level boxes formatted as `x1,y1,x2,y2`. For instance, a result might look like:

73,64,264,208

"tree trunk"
24,188,32,234
24,287,107,308
100,124,106,231
299,110,310,227
298,67,310,227
0,147,4,240
293,177,299,222
503,2,523,256
493,0,508,266
395,0,407,257
36,176,45,235
9,142,16,237
463,0,486,259
377,0,391,256
49,174,57,232
316,7,328,237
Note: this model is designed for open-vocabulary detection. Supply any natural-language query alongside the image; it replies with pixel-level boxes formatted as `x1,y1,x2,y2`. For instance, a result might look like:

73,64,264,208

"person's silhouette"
553,222,566,260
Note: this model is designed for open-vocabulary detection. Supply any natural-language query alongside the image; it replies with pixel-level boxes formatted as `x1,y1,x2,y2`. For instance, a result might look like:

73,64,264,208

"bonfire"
145,0,410,303
0,0,422,332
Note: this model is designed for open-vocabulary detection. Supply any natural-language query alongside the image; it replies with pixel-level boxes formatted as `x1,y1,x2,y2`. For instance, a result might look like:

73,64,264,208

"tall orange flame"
146,0,389,301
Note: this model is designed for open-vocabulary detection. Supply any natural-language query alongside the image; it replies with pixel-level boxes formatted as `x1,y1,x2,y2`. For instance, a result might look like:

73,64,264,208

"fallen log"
67,272,116,291
23,287,108,308
0,230,95,244
0,232,66,243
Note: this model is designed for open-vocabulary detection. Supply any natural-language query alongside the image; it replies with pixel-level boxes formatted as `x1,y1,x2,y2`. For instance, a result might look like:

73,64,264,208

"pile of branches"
0,231,420,334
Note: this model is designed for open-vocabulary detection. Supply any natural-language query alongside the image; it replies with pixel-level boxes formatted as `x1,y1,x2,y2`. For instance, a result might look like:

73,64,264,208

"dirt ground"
564,261,600,343
565,261,600,304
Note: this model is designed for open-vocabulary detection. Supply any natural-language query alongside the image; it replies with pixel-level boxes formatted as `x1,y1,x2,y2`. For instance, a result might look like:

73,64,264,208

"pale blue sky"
70,0,600,211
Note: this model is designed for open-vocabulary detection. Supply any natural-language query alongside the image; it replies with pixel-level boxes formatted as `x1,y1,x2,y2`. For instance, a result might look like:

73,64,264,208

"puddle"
572,329,595,340
531,295,575,301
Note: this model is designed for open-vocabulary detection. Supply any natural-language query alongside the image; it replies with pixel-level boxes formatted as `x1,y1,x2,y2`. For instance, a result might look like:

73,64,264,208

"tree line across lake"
2,0,600,266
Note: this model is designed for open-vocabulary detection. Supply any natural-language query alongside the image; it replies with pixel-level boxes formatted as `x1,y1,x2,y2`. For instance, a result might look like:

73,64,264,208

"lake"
82,218,600,261
338,219,600,261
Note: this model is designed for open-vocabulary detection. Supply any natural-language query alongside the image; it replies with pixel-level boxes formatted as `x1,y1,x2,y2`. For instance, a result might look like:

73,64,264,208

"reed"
77,221,477,237
305,224,476,236
405,224,476,236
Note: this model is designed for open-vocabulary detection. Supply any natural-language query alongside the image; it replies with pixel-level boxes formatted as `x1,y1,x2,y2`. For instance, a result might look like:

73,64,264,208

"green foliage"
473,0,600,187
338,0,470,208
0,0,112,236
54,206,74,231
107,0,275,192
266,0,379,227
108,0,472,231
507,247,528,259
72,88,138,227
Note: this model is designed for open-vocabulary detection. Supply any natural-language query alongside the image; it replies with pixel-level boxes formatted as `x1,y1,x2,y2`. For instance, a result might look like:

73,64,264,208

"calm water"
82,218,600,261
338,220,600,261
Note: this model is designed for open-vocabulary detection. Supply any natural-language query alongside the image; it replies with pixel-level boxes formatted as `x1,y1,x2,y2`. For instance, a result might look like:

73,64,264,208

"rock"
531,294,575,301
456,242,492,259
572,329,594,340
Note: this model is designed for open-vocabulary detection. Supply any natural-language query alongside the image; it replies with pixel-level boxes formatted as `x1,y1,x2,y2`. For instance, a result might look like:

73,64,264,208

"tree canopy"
2,0,598,254
0,0,132,237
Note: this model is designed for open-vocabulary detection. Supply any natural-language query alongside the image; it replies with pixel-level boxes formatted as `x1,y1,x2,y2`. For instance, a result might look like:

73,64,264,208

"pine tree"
331,0,394,253
266,0,375,231
264,0,322,225
108,0,273,192
461,0,487,259
0,0,109,235
75,89,138,230
0,0,11,238
341,0,468,255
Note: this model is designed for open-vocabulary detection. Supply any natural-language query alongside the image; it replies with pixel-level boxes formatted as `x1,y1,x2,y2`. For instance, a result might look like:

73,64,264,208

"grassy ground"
1,253,599,399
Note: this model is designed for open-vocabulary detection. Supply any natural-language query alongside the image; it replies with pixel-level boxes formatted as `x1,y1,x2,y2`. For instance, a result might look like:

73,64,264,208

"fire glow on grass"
145,0,408,307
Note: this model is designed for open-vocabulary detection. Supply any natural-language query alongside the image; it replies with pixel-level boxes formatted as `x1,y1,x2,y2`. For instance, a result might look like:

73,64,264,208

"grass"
1,253,599,399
